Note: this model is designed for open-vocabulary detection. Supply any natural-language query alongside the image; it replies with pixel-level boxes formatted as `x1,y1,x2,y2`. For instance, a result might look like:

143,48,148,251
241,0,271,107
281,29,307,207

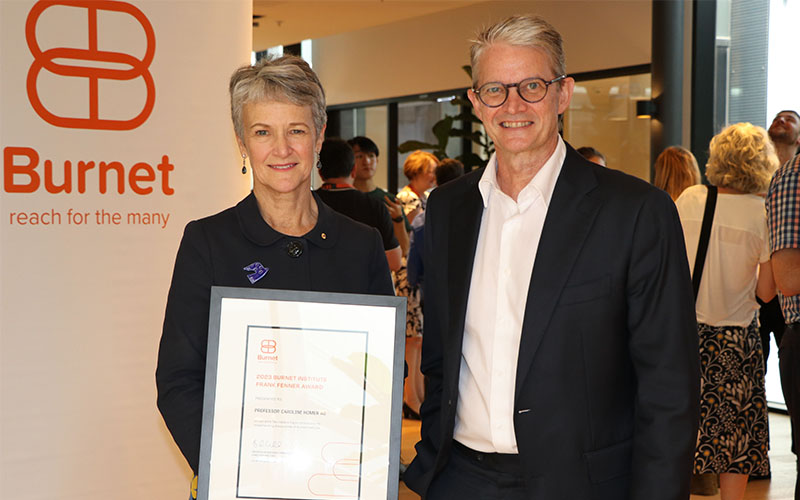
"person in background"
404,158,465,420
407,158,465,291
155,56,394,499
349,136,410,256
404,14,699,500
394,151,439,342
396,150,438,225
768,110,800,166
576,145,606,166
767,142,800,500
653,145,702,201
315,137,401,271
676,122,778,500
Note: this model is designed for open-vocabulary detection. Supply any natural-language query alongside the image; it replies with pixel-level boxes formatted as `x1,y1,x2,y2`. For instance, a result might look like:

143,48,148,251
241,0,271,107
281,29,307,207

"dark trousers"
759,296,786,369
427,442,527,500
780,323,800,500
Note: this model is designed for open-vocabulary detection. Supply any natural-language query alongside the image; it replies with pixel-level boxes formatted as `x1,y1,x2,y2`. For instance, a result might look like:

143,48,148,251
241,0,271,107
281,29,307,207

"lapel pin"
243,262,269,284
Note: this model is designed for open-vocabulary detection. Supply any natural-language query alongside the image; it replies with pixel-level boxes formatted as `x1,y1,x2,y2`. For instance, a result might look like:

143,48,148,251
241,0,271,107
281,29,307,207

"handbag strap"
692,185,718,303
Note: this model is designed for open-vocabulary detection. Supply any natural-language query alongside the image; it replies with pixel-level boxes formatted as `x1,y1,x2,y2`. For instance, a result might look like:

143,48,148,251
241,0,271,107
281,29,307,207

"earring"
241,153,247,174
316,152,321,169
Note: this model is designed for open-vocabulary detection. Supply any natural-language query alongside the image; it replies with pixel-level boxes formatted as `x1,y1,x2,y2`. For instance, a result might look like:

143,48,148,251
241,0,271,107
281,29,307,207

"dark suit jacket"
404,146,700,499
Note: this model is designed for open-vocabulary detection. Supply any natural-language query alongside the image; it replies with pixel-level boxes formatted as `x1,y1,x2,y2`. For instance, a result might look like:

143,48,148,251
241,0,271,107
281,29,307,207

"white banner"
0,1,252,498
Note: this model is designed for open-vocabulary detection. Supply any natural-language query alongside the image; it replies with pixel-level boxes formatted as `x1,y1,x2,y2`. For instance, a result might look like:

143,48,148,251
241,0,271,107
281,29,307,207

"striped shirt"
767,154,800,323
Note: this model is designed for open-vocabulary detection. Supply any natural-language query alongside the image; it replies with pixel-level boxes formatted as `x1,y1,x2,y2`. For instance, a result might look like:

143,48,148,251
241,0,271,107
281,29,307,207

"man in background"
768,110,800,166
349,136,410,256
767,148,800,500
316,138,401,271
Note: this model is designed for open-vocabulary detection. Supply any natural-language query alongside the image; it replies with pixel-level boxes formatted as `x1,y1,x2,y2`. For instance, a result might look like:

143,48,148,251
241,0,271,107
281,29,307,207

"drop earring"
316,152,321,170
241,153,247,174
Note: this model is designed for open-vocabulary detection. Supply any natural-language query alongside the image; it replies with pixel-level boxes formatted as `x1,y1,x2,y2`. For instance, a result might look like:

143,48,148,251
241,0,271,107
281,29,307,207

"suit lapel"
515,149,602,400
445,173,484,378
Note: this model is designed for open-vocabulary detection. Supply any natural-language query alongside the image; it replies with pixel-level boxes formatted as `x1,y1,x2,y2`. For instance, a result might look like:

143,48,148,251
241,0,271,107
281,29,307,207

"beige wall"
314,0,652,106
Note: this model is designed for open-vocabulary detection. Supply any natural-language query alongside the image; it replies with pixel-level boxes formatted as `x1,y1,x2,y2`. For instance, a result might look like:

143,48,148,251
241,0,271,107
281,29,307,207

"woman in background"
675,123,778,500
654,145,702,201
396,150,438,225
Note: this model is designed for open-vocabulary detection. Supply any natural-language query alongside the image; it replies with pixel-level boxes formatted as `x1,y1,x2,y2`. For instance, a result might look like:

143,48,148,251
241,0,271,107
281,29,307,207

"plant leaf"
397,140,439,154
432,115,454,150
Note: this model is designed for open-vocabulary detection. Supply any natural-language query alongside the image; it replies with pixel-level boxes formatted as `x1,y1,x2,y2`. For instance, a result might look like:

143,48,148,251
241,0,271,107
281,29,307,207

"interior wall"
314,0,651,106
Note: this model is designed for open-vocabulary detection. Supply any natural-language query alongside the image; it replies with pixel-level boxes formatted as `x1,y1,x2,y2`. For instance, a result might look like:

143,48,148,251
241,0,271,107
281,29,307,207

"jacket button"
286,240,304,258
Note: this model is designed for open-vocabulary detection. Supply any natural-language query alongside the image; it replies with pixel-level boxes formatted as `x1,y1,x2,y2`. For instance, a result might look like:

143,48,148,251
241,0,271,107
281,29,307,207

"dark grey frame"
198,286,407,500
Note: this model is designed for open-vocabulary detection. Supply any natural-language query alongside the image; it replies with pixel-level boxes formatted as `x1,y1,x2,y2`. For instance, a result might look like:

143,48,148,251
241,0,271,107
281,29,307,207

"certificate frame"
198,286,406,500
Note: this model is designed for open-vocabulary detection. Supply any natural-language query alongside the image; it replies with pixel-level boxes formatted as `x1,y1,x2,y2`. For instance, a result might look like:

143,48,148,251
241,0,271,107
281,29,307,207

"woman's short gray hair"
469,14,566,87
706,122,779,194
229,55,327,140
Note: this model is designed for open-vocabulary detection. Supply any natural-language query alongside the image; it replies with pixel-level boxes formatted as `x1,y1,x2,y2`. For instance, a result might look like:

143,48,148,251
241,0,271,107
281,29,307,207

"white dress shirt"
453,137,566,453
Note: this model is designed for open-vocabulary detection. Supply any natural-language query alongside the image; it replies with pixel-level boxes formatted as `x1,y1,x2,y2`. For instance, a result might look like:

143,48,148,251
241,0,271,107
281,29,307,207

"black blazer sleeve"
156,221,212,473
625,189,700,499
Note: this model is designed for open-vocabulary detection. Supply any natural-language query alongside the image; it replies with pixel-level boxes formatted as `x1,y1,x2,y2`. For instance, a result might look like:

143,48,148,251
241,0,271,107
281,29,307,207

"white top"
675,184,769,327
453,137,566,453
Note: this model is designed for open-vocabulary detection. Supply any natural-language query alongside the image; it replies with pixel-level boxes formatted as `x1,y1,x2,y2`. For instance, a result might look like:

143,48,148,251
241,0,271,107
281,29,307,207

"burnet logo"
258,339,278,362
25,0,156,130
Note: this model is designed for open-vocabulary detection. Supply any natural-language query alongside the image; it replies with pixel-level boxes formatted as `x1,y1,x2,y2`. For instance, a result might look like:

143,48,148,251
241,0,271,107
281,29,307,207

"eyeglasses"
472,75,567,108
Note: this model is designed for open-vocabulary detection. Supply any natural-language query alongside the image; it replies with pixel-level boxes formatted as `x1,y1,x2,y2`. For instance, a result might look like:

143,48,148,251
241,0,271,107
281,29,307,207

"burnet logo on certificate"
25,0,156,131
259,339,278,362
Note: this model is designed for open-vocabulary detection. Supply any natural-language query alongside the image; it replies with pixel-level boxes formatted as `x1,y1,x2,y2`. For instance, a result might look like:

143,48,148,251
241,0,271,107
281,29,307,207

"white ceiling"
252,1,484,52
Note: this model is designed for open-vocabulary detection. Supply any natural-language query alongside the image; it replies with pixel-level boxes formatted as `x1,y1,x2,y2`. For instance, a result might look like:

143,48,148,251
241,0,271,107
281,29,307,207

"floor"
397,412,796,500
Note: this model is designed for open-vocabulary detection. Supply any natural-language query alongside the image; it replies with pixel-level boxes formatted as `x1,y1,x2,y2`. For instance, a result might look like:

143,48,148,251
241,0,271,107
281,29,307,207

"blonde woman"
675,123,779,500
396,150,438,224
654,145,702,201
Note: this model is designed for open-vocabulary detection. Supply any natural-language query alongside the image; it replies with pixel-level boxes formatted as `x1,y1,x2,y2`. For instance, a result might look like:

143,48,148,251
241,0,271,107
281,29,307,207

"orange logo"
26,0,156,130
260,339,277,354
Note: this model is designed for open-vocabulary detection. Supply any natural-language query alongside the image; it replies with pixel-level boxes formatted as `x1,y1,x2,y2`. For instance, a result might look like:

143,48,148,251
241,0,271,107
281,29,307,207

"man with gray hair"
404,14,699,499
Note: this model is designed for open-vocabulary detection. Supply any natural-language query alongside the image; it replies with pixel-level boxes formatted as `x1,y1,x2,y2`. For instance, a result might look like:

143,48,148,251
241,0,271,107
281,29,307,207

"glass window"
329,106,389,191
562,73,652,180
397,99,461,190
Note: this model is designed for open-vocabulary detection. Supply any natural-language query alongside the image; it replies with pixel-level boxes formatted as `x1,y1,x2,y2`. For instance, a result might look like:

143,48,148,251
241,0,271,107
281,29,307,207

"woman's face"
420,160,437,189
237,99,324,197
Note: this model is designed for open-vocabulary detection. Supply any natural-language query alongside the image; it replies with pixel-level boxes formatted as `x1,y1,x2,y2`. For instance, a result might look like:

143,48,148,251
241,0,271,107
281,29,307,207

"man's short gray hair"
469,14,566,87
229,55,327,141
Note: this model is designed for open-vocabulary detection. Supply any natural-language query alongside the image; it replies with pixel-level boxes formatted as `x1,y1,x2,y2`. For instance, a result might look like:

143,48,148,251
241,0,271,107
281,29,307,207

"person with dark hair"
577,145,606,166
404,14,698,500
434,158,465,187
349,136,410,256
315,138,401,271
768,110,800,166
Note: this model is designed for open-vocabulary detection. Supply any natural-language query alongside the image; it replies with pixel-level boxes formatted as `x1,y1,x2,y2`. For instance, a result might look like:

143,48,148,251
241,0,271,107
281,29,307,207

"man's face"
352,145,378,181
468,43,573,162
768,111,800,146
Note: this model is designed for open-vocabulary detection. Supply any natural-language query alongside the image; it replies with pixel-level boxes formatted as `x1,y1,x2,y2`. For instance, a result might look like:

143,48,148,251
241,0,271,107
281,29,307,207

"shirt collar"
236,191,338,249
478,135,566,210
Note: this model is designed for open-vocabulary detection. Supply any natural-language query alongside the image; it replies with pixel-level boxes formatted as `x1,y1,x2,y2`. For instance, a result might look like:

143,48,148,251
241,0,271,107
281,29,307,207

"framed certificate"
198,287,407,500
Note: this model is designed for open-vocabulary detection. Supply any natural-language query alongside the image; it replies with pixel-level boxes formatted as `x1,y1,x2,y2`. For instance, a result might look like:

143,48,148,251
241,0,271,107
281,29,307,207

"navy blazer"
404,146,700,499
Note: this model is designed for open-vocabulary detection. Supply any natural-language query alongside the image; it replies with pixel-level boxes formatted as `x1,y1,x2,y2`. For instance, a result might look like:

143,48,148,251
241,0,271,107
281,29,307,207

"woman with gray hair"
675,122,779,500
155,56,394,495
